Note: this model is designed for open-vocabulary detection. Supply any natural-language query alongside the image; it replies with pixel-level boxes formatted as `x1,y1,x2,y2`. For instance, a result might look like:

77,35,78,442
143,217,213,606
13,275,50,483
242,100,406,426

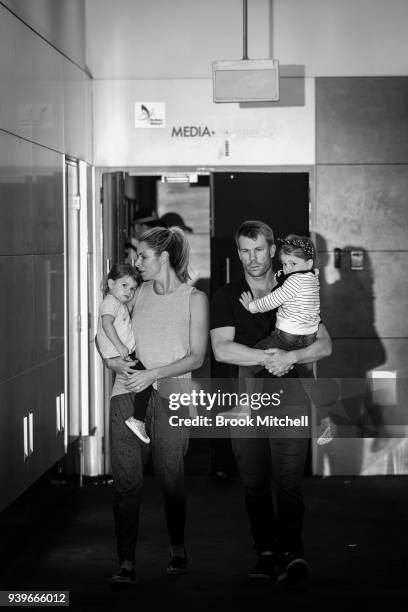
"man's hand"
125,369,158,393
105,355,136,375
262,348,295,377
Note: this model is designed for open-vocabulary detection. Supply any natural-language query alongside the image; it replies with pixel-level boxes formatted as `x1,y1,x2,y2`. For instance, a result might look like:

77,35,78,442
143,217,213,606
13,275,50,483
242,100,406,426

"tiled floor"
1,474,408,610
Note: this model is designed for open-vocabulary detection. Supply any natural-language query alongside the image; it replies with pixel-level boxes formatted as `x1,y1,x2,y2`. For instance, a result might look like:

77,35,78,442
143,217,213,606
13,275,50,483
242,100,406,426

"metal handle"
28,412,34,456
225,257,230,284
62,392,68,452
242,0,248,60
23,416,29,461
106,258,111,274
45,260,51,351
56,396,61,435
45,260,58,351
60,392,65,431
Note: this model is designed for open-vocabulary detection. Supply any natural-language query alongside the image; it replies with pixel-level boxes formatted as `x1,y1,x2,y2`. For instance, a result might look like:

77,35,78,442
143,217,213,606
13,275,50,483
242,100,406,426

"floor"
1,469,408,610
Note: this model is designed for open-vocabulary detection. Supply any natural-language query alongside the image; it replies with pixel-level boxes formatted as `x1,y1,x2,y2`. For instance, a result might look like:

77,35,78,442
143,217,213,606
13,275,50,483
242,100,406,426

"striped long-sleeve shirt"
249,271,320,335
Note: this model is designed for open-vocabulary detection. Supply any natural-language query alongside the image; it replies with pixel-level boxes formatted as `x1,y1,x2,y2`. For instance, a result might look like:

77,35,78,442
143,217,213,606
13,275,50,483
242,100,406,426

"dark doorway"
210,171,311,476
211,172,310,293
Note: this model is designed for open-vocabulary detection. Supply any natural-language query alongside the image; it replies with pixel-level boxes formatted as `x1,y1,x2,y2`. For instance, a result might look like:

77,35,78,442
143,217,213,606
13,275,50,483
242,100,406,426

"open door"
211,172,310,293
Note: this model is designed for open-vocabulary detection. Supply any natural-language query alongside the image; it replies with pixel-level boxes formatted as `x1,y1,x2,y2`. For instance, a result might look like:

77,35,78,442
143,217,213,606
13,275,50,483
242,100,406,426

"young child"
239,234,336,445
97,263,150,444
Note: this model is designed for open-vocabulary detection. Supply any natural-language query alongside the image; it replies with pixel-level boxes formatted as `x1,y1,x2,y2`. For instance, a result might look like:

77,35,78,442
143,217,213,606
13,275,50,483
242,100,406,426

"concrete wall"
1,0,87,70
85,0,408,79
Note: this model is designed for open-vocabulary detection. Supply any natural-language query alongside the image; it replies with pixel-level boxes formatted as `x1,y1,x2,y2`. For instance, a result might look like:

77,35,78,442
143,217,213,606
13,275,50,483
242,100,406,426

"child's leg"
130,358,151,422
124,354,152,444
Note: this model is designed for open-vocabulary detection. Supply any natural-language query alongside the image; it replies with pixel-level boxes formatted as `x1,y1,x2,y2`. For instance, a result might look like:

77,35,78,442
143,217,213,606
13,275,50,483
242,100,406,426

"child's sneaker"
316,416,337,445
217,402,251,420
125,417,150,443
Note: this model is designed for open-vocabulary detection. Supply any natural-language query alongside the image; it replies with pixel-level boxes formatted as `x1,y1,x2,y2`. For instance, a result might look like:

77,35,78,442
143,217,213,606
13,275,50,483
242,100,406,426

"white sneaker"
125,417,150,443
316,416,337,445
217,402,251,420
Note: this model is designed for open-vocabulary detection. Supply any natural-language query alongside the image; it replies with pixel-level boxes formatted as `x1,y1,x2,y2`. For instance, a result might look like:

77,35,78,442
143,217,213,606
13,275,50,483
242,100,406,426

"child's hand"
118,344,129,359
239,291,253,312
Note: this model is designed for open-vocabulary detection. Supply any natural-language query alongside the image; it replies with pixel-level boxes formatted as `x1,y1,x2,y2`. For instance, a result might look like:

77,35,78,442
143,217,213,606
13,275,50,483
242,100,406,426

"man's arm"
210,326,267,367
263,322,332,374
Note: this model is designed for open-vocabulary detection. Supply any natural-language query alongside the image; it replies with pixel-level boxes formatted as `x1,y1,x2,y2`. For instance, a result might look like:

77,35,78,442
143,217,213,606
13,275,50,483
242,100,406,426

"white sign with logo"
95,80,315,166
135,102,166,128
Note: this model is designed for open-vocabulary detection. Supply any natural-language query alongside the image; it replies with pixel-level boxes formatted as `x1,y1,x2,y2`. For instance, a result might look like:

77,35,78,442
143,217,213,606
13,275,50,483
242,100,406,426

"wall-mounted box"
213,59,279,103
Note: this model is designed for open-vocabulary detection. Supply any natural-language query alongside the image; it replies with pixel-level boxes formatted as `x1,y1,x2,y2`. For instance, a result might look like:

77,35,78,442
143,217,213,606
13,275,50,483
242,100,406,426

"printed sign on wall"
95,80,315,166
135,102,166,128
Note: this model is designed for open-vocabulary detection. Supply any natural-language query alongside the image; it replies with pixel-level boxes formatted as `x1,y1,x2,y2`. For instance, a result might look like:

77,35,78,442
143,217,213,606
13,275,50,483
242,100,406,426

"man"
210,220,332,586
130,209,168,252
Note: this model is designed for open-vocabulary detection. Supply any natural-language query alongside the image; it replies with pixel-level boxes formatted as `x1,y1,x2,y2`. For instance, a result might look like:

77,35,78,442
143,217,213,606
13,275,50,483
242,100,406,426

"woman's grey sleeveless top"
132,280,193,374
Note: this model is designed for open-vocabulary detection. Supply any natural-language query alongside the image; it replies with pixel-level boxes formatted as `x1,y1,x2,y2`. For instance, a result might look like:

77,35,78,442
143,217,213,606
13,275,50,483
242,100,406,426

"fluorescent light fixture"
161,173,198,184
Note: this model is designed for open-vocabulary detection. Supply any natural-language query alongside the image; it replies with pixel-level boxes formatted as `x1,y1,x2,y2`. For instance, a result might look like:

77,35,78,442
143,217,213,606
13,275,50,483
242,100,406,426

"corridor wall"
0,1,93,510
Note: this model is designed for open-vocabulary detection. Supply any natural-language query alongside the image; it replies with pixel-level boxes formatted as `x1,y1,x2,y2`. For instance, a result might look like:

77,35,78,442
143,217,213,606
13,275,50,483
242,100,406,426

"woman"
105,226,208,585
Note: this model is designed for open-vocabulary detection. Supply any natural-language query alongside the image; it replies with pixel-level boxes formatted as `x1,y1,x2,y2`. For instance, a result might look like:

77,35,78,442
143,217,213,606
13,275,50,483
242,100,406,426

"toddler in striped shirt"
239,234,336,444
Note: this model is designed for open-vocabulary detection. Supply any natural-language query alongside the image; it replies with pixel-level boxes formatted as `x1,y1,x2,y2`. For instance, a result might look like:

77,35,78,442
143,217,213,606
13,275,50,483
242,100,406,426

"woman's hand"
262,348,295,377
125,368,158,393
105,355,136,375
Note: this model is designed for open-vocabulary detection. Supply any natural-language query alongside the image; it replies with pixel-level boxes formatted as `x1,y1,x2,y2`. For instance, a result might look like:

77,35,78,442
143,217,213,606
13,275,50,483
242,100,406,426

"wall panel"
0,5,64,150
0,8,33,142
318,339,408,379
63,61,93,162
1,0,86,71
317,251,408,340
316,78,408,164
0,256,34,382
0,373,36,509
0,0,92,507
0,4,92,162
30,35,64,153
32,146,64,253
0,358,65,511
315,76,408,475
0,132,33,255
315,165,408,251
33,254,64,365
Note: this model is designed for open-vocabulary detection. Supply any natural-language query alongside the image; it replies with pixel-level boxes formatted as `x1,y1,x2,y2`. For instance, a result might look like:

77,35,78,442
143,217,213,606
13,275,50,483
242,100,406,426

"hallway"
1,473,407,609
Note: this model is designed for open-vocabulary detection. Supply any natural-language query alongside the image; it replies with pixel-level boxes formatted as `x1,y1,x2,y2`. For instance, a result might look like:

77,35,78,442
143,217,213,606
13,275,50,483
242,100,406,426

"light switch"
350,250,364,270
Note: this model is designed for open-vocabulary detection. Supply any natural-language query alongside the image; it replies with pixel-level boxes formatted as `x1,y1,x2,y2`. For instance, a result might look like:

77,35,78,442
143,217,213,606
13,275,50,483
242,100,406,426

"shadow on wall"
314,233,392,474
240,65,306,109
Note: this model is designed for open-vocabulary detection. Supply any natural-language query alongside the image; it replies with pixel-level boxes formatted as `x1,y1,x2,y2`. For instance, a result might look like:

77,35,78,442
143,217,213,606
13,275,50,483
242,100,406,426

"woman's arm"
263,322,332,374
125,289,209,392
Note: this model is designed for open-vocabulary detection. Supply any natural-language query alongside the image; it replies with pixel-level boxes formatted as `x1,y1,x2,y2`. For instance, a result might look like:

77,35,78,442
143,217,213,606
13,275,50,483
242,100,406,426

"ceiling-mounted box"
212,59,279,103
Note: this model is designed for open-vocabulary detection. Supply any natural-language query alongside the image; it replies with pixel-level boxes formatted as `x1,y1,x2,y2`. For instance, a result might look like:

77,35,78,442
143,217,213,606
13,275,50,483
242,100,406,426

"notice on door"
135,102,166,128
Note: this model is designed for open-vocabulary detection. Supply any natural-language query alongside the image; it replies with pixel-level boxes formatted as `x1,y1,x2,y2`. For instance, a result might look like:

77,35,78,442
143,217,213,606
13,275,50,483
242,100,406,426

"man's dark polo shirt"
210,277,299,379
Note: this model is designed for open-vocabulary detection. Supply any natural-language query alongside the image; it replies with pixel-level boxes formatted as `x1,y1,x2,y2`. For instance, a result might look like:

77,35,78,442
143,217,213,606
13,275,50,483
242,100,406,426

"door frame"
92,165,316,475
